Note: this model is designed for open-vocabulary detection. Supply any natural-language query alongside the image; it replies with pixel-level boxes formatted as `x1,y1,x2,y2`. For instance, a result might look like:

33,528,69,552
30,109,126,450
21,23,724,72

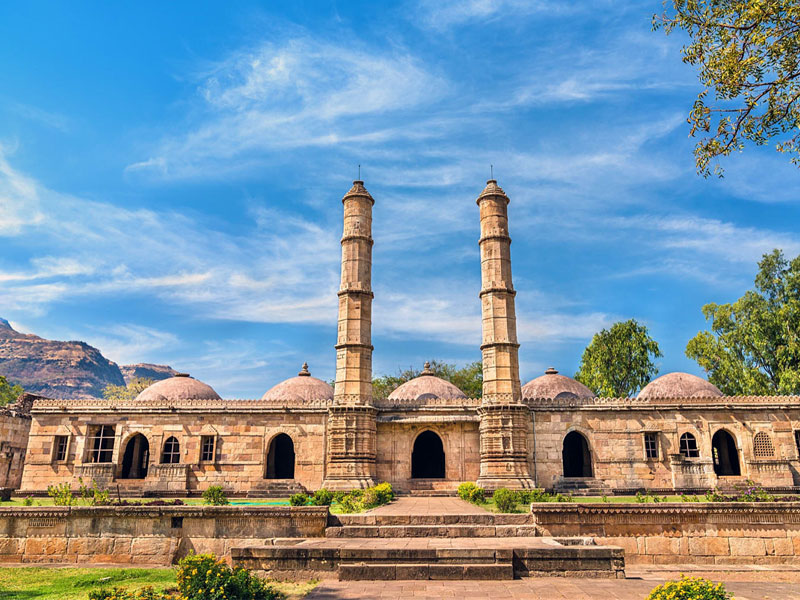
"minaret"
475,179,534,490
323,180,377,490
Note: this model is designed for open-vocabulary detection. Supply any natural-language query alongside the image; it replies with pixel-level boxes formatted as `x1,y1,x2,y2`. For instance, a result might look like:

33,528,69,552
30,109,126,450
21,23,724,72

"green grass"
0,567,318,600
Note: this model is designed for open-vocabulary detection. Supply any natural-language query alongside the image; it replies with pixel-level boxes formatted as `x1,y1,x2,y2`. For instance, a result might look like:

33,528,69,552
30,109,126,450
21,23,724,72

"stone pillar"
323,181,377,490
475,179,535,490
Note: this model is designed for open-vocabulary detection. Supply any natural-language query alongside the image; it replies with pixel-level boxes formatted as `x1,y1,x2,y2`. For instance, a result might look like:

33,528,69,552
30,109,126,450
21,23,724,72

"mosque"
13,180,800,496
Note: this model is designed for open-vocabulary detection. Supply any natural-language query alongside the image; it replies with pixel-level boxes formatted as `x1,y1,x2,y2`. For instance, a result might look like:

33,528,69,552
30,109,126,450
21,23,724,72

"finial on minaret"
490,164,493,180
545,367,558,375
358,164,361,180
421,361,433,376
299,362,310,377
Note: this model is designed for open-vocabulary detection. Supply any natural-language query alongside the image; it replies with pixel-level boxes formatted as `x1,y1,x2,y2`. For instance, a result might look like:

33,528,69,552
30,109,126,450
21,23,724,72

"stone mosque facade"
12,180,800,496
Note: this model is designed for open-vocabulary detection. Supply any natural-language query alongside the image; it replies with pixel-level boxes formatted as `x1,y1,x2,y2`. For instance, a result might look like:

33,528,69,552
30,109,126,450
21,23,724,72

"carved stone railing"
374,397,482,409
75,464,115,480
523,395,800,409
32,397,333,413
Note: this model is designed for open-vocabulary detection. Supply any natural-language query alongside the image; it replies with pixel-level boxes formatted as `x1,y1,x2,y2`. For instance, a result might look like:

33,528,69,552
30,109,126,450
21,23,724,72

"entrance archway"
712,430,740,476
562,431,592,478
411,430,445,478
120,434,149,479
266,433,295,479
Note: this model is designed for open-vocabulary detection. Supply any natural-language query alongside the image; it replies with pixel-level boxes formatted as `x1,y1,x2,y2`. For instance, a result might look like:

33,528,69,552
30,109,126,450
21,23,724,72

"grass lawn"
0,567,318,600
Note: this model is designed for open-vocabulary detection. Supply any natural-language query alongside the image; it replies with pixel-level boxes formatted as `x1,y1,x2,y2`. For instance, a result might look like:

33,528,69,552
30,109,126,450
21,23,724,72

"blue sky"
1,1,799,398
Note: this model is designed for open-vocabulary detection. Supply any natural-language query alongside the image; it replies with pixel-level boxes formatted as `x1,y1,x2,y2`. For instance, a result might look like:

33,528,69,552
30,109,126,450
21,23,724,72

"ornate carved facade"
14,180,800,496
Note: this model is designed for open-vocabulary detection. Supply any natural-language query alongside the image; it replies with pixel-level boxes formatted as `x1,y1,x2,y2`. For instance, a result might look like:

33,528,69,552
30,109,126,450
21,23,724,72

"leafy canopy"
655,0,800,176
0,375,24,407
575,319,663,397
372,360,483,399
102,377,155,402
686,249,800,394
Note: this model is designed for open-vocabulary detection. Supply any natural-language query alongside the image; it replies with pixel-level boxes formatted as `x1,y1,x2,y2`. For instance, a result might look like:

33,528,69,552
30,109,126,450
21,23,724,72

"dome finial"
545,367,558,375
299,362,310,376
421,361,433,375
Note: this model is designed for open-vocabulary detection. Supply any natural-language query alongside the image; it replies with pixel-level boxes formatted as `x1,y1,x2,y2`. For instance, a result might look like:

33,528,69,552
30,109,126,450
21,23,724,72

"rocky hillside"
0,319,176,399
120,363,178,384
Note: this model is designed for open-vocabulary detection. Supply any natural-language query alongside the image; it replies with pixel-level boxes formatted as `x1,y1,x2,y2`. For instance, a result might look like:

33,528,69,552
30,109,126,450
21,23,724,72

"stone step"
326,524,540,538
339,562,514,580
332,513,533,526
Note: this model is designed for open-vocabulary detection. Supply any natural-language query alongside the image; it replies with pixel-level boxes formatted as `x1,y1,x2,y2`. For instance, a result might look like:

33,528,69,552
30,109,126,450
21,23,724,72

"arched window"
753,432,774,458
679,432,699,458
161,436,181,464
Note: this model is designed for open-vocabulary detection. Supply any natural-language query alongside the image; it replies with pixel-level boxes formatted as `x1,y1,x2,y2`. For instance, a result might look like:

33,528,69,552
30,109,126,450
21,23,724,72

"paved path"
369,496,485,515
263,536,553,550
305,567,800,599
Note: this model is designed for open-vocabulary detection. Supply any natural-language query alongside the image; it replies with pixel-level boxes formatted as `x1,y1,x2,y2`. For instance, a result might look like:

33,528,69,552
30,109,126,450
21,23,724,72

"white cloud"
415,0,574,30
0,150,44,235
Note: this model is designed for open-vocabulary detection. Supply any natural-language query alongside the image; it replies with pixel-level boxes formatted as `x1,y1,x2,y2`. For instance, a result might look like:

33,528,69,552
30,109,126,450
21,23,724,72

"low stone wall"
0,505,328,565
530,502,800,565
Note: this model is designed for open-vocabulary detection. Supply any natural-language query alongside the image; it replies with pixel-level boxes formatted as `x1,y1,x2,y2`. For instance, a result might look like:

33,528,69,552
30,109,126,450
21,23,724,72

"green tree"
655,1,800,176
372,360,483,399
686,249,800,394
575,320,663,397
102,377,155,402
0,375,24,406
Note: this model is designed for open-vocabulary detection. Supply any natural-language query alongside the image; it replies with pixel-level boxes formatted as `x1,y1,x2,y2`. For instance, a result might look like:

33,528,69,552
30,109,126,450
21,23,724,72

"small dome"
522,367,595,400
261,363,333,403
387,362,468,401
638,372,723,399
135,373,221,403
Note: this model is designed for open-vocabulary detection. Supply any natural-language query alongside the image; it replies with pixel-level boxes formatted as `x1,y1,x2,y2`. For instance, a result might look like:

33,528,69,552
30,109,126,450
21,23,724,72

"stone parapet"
530,502,800,565
525,395,800,409
30,397,332,413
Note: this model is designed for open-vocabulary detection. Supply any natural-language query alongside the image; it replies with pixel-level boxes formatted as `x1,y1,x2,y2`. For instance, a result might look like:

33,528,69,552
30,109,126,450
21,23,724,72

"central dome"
261,363,333,403
521,367,595,400
135,373,221,403
638,372,723,399
387,362,468,401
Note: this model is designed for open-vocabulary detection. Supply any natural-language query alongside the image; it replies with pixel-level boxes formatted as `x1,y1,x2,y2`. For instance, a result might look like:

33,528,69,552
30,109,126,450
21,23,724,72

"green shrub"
372,482,394,504
332,490,348,504
22,496,33,506
457,482,485,504
310,488,333,506
201,485,229,506
492,488,518,513
289,492,309,506
553,493,574,503
47,482,74,506
646,576,732,600
360,488,380,509
176,553,282,600
78,478,110,506
338,494,360,513
89,586,169,600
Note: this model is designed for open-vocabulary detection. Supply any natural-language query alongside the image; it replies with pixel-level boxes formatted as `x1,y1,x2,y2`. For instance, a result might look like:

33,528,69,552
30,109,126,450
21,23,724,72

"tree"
575,320,663,397
655,1,800,176
686,249,800,394
372,360,483,400
0,375,23,407
102,377,155,402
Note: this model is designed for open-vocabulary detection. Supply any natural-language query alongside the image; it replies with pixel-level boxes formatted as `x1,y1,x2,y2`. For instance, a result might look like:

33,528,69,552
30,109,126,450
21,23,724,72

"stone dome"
387,362,468,401
135,373,221,403
638,372,723,399
261,363,333,403
521,367,595,400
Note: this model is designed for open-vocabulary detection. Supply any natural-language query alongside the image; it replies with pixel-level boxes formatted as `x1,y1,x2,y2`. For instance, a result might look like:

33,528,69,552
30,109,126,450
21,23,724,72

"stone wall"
531,502,800,565
531,401,800,492
0,505,328,565
0,399,32,490
20,408,327,495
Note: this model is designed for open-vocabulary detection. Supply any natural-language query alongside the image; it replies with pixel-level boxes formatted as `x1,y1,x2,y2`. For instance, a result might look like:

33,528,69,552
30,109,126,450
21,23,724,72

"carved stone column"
475,179,534,490
323,181,377,490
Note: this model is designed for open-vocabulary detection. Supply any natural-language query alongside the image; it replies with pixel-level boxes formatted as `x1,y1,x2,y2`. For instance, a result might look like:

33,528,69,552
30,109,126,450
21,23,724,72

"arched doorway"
411,430,445,478
562,431,592,478
712,430,740,476
120,434,149,479
266,433,295,479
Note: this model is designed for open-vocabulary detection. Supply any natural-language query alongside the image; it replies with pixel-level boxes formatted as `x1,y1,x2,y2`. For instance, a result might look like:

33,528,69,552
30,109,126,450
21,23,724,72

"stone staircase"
246,479,307,497
326,512,539,538
553,477,612,496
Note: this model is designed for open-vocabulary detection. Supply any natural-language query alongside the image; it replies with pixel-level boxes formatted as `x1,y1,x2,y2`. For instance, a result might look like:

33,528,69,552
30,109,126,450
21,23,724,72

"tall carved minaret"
323,180,377,490
475,179,534,490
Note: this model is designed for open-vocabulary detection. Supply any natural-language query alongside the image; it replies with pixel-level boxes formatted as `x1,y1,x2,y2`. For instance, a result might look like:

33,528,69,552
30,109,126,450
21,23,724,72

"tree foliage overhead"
372,360,483,400
686,249,800,394
102,377,155,402
0,375,24,407
655,0,800,176
574,319,663,398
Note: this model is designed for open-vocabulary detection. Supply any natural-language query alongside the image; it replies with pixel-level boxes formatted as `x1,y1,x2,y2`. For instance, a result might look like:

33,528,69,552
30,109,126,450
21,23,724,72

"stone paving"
305,567,800,599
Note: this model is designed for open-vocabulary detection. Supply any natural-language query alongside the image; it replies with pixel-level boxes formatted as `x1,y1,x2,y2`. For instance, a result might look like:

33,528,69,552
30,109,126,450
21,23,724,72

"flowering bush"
492,488,518,513
646,576,732,600
176,553,282,600
201,486,229,506
89,586,171,600
333,482,395,513
457,482,485,504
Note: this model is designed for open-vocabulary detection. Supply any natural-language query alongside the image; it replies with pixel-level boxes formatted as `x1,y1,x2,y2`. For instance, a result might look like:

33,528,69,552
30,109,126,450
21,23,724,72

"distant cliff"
120,363,178,384
0,319,176,399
